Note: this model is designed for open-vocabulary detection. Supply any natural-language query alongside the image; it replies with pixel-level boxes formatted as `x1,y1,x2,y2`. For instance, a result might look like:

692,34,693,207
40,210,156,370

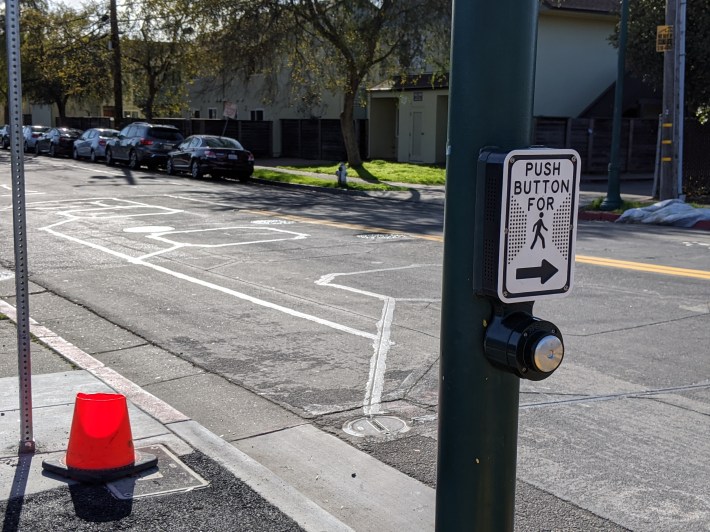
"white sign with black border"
498,149,581,303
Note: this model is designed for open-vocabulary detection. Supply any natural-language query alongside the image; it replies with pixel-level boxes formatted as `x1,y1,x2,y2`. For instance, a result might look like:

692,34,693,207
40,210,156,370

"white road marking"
37,200,375,341
123,226,176,233
0,183,45,196
316,264,439,416
31,197,441,416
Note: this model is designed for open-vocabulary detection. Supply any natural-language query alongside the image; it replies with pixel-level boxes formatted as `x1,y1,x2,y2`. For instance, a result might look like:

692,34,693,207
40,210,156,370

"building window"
208,108,218,119
250,109,264,121
193,110,201,118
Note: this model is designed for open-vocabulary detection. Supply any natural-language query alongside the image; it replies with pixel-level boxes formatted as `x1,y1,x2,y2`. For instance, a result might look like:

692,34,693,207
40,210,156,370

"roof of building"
540,0,619,15
369,73,449,92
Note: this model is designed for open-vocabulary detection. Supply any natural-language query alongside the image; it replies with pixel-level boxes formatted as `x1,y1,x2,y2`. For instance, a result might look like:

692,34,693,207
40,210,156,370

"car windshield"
60,129,82,136
150,128,183,141
100,130,119,137
203,137,244,150
32,126,49,133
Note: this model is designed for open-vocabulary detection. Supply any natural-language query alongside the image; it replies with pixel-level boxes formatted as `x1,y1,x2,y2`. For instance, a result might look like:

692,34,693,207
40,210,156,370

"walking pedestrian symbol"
530,213,547,250
497,149,581,302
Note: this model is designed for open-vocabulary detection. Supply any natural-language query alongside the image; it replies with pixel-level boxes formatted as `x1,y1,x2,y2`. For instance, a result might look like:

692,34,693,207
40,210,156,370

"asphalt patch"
0,450,304,531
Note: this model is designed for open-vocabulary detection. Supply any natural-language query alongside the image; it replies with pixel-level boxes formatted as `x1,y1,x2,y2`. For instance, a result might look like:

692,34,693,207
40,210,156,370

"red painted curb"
577,211,620,222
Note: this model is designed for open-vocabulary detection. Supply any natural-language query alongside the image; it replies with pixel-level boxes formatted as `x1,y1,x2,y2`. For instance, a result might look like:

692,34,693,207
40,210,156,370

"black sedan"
166,135,254,181
36,127,83,157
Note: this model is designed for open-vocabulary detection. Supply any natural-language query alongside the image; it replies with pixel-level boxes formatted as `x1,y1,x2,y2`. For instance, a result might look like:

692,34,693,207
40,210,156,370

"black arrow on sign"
516,259,559,284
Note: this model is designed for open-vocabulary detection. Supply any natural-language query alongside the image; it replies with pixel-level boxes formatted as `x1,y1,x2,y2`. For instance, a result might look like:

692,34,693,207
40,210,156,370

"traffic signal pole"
436,1,539,530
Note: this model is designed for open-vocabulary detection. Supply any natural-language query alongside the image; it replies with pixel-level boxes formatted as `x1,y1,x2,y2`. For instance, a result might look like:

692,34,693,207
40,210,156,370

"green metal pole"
601,0,629,210
436,1,538,530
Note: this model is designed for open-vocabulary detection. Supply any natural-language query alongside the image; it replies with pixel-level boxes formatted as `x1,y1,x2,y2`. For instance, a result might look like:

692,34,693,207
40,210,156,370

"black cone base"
42,450,158,484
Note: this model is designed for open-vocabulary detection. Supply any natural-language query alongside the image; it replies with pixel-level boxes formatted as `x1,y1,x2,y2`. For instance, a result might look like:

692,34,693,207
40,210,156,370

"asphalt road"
1,152,709,531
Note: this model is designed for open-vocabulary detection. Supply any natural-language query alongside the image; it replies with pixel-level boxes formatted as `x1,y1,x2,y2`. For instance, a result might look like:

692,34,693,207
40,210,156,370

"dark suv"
105,122,184,169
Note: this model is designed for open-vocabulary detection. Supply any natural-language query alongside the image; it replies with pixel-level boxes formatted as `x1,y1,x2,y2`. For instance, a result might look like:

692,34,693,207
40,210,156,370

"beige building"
368,0,620,164
188,70,365,157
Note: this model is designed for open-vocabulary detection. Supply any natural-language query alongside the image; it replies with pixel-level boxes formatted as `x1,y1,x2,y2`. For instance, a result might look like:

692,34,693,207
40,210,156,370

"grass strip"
279,159,446,186
253,169,409,192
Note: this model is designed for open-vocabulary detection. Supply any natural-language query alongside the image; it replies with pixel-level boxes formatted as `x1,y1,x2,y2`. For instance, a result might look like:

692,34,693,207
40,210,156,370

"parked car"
22,125,50,152
0,125,9,149
105,122,184,169
35,127,83,157
166,135,255,180
73,128,120,161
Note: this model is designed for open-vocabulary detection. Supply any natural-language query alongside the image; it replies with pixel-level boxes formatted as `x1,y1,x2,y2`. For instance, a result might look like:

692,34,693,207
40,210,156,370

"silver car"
23,125,50,152
73,128,120,162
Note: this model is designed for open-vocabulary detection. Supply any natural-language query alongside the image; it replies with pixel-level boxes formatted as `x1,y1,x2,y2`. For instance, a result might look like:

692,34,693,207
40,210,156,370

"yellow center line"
243,210,709,280
576,255,710,280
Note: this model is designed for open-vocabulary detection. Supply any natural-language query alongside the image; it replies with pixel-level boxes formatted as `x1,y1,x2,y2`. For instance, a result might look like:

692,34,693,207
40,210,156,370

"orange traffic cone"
42,393,157,483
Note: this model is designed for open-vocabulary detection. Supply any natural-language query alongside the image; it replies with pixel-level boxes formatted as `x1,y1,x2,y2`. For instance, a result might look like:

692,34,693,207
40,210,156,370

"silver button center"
533,335,564,373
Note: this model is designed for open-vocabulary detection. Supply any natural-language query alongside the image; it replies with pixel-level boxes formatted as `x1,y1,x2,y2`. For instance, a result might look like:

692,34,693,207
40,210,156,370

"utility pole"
673,0,686,199
659,0,677,200
110,0,123,126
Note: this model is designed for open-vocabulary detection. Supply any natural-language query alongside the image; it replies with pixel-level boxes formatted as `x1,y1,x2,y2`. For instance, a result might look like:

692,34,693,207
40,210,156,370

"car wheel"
34,143,40,155
237,172,251,182
49,144,56,157
128,150,140,170
166,159,175,175
90,149,97,162
105,149,115,166
190,160,202,179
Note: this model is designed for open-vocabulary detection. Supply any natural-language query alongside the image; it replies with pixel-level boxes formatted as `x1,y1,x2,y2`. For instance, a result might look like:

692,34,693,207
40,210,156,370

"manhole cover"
356,233,407,240
343,416,410,438
106,444,209,500
251,219,295,225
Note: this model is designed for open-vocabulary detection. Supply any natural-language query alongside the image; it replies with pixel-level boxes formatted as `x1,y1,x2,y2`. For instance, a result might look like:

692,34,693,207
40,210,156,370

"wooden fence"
533,117,657,174
280,119,368,161
534,116,710,195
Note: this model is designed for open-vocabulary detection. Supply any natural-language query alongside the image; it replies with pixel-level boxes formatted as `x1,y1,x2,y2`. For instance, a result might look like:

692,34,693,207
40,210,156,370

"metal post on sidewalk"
6,0,35,453
601,0,629,211
436,0,538,530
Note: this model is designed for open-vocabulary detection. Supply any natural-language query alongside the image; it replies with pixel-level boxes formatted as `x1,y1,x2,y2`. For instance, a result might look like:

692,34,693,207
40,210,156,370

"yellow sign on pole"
656,25,673,52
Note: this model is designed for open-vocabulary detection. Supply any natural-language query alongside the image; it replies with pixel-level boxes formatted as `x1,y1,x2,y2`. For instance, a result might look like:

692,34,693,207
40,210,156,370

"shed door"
411,112,423,161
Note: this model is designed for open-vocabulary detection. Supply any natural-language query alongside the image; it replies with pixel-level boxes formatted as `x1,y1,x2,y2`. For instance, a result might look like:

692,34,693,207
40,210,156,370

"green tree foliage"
203,0,451,167
20,5,112,119
623,0,710,120
120,0,205,119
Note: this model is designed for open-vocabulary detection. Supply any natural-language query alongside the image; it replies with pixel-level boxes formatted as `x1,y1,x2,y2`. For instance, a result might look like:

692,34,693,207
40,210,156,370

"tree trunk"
56,97,67,120
340,84,362,168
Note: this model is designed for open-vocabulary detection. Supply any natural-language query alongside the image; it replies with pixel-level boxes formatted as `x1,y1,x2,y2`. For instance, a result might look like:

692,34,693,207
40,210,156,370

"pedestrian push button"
483,311,564,381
